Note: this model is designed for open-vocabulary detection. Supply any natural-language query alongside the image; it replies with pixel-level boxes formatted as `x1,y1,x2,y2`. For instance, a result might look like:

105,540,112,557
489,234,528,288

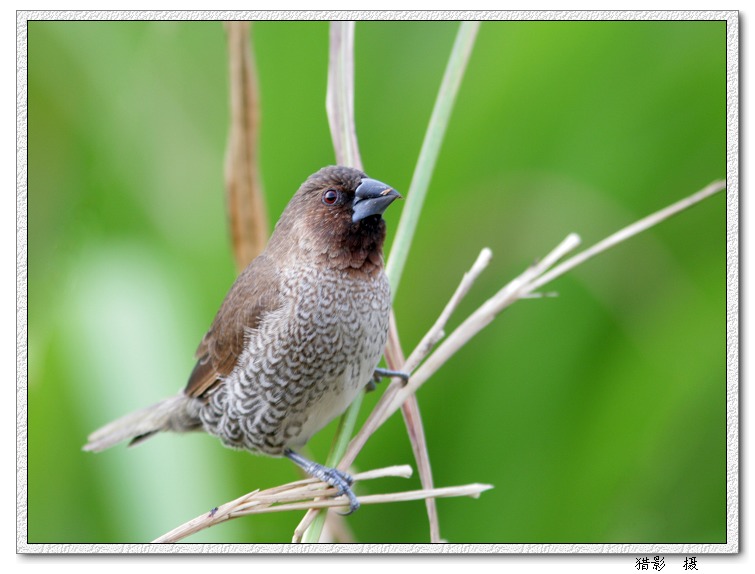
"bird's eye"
322,189,339,205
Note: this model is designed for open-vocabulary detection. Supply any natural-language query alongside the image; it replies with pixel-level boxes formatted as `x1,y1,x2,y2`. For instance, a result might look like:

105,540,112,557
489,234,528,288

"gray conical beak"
352,178,401,223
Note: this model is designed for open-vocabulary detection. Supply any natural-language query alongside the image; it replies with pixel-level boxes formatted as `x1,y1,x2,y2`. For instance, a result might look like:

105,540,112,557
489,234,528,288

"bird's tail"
82,394,200,453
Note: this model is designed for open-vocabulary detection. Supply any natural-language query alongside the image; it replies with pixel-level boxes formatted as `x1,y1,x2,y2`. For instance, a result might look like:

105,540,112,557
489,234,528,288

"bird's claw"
313,465,359,515
284,449,360,514
337,485,361,516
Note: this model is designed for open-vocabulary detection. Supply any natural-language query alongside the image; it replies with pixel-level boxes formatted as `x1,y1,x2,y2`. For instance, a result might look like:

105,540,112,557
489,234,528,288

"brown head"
267,166,401,274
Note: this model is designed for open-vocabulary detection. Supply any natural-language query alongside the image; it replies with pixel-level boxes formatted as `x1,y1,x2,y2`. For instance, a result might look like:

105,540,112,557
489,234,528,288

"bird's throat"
327,217,386,275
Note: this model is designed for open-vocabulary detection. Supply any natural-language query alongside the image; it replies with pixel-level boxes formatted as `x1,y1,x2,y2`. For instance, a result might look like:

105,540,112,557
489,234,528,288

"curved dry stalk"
291,485,492,543
224,21,268,271
154,464,412,543
152,462,491,544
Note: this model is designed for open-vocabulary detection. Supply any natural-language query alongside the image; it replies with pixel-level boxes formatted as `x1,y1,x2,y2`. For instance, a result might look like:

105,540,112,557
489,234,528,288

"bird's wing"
185,254,282,398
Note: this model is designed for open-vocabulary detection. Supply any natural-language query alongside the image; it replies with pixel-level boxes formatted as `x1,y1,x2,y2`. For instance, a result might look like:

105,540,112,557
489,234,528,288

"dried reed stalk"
154,464,491,543
224,21,268,271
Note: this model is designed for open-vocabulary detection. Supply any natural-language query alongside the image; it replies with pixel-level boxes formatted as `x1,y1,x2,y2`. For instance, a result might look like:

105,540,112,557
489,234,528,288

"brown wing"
185,254,282,398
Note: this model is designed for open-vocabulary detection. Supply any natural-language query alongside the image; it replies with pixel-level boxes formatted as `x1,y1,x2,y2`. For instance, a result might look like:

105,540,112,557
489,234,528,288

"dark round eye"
322,189,339,205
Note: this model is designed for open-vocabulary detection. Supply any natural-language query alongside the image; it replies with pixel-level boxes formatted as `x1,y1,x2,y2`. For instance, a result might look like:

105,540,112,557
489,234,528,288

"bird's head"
270,166,401,273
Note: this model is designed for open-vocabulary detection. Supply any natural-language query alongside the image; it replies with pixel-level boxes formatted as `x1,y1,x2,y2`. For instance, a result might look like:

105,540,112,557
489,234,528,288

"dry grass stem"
224,22,268,271
252,483,492,514
153,462,489,543
293,487,491,543
155,464,413,543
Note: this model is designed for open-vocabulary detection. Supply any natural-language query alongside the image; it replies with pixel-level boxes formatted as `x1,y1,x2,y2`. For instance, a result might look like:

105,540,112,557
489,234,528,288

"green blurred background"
27,20,726,544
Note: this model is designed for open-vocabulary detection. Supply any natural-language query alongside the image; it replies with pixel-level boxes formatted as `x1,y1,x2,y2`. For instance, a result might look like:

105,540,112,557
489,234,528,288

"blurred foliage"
27,20,726,544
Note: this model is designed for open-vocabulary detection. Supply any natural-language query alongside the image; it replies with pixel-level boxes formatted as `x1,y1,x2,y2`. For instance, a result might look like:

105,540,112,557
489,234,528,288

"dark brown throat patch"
327,215,387,276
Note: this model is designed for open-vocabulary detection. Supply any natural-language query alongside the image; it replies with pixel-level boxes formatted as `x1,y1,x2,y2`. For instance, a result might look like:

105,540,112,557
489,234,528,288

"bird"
83,165,403,514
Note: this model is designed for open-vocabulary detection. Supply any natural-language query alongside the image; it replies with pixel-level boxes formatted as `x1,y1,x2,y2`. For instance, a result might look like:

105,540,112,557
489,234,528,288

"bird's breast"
199,263,391,455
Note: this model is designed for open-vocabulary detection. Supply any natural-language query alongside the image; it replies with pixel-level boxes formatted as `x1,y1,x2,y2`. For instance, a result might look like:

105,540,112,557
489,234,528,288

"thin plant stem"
155,463,447,543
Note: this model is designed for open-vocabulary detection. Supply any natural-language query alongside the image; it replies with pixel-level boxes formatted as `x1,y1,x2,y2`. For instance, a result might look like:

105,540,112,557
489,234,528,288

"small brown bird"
84,165,403,513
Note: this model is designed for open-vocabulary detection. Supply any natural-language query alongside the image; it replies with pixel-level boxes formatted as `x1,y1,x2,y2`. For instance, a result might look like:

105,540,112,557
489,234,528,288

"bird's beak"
352,178,402,223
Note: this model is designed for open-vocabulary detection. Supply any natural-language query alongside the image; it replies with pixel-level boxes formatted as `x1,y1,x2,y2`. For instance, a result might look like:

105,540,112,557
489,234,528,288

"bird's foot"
284,449,360,515
366,367,410,392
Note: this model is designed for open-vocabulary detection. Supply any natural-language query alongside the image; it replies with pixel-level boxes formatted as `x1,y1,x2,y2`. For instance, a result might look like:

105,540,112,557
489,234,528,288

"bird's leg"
284,448,360,515
366,367,410,392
